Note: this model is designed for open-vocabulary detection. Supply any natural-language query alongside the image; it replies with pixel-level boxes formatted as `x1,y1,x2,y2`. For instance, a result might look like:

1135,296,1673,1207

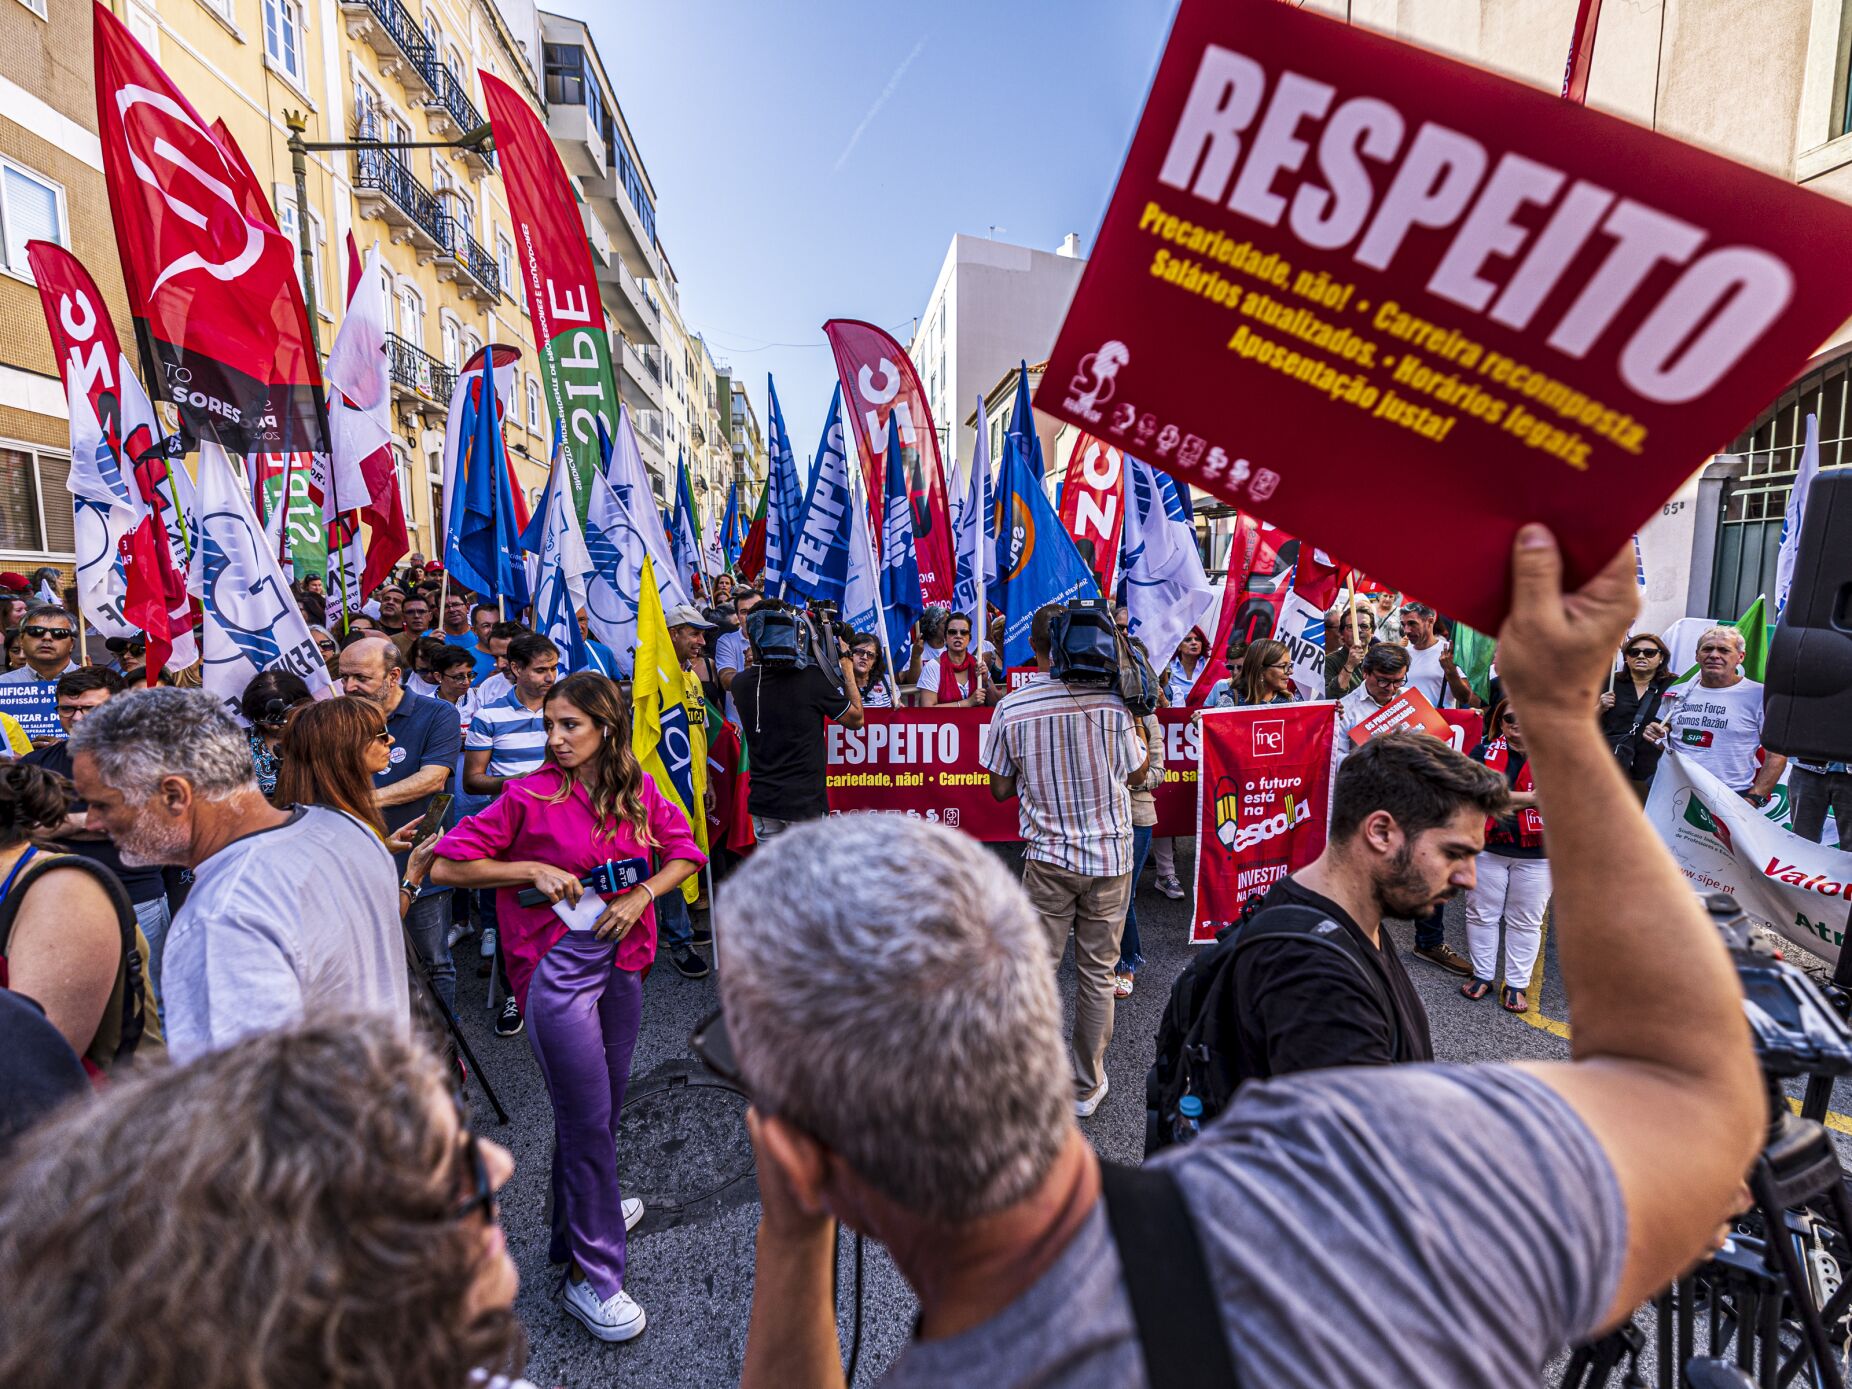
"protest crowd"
10,1,1852,1386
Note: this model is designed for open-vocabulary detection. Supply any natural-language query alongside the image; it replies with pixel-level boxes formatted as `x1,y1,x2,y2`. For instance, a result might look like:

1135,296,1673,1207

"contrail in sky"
834,37,926,173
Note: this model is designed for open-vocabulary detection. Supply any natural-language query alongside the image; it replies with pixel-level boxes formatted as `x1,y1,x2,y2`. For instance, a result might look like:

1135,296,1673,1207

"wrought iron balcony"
385,332,453,412
339,0,434,98
352,141,444,253
427,64,492,168
435,212,499,301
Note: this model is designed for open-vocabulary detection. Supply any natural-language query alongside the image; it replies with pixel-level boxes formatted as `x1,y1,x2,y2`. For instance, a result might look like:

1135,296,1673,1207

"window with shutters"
0,159,65,279
0,444,75,557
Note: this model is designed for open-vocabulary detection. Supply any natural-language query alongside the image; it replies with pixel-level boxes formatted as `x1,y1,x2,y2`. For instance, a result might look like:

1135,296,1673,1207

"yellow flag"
631,558,708,902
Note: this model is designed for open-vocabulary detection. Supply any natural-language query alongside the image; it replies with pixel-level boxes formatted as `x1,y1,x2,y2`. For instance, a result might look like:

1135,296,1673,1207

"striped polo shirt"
979,674,1144,877
465,689,548,779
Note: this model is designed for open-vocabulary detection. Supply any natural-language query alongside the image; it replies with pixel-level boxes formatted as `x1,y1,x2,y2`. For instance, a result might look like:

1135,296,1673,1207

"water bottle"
1172,1093,1203,1145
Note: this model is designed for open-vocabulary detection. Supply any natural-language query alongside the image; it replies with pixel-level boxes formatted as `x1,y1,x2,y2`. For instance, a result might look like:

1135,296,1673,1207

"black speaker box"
1765,473,1852,762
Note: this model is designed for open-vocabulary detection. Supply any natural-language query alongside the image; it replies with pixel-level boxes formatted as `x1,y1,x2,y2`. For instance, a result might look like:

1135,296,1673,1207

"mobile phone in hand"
410,792,452,848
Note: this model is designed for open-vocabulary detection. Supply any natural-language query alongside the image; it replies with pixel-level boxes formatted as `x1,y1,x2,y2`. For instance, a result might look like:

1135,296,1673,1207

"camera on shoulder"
1048,597,1159,715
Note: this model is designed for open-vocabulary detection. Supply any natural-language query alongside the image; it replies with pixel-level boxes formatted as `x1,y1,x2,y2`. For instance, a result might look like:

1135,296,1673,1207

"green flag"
1450,622,1496,705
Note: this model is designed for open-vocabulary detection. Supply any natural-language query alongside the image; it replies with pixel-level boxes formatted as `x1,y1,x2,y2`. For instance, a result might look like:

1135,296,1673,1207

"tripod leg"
1748,1177,1846,1389
402,917,510,1124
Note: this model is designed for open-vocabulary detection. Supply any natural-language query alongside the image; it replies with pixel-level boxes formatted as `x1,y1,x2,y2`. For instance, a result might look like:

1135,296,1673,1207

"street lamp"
282,109,495,359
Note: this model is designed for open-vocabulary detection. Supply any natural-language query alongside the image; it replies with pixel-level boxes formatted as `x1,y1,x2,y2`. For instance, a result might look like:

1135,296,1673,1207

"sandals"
1500,986,1528,1013
1460,977,1493,1001
1114,972,1135,1000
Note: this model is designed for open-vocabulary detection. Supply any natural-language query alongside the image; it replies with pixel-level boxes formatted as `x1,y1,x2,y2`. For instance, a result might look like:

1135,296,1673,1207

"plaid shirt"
980,674,1143,876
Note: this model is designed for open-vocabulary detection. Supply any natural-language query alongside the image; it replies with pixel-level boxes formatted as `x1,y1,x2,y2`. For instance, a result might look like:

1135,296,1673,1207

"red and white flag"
324,239,407,610
1057,432,1124,595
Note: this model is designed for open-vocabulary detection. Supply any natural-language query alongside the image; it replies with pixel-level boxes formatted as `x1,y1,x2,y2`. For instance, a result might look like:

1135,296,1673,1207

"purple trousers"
526,933,644,1299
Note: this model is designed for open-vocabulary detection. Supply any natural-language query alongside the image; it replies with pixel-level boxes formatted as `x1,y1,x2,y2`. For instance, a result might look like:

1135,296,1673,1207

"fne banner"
1035,0,1852,631
826,709,1201,838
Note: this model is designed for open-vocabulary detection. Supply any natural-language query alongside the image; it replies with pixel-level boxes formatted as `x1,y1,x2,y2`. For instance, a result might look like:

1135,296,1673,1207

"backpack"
1144,898,1396,1157
0,852,157,1077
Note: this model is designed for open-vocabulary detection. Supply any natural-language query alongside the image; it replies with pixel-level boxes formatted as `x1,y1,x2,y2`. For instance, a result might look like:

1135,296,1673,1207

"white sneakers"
1076,1075,1110,1118
623,1197,643,1232
480,926,498,958
1154,874,1186,900
561,1276,646,1343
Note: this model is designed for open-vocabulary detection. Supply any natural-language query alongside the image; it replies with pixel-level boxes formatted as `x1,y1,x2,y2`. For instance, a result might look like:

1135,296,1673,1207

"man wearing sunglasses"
721,529,1761,1389
0,603,78,687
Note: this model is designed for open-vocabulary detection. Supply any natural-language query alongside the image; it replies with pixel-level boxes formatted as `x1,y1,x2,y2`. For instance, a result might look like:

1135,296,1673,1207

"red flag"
121,512,183,686
822,319,956,606
735,483,768,585
1056,433,1124,595
95,5,325,456
705,717,755,854
1292,545,1354,612
1561,0,1603,103
1187,516,1288,706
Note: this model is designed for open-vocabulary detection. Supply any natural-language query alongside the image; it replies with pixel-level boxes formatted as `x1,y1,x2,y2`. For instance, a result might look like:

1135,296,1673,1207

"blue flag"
1008,361,1046,482
720,482,742,570
669,451,703,598
878,411,923,671
783,386,854,607
993,431,1097,668
761,375,806,600
447,352,529,608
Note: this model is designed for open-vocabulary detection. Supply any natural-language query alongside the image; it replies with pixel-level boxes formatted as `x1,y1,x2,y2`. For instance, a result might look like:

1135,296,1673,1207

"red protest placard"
1034,0,1852,632
1348,686,1452,745
1191,704,1336,944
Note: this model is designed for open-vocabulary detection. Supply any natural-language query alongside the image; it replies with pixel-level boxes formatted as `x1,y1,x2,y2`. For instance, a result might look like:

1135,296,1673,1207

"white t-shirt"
715,628,748,726
1403,640,1449,708
161,806,407,1063
1662,677,1767,791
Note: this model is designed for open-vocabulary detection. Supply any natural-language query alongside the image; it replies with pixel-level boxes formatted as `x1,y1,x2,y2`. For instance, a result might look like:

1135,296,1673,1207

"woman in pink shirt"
432,671,703,1345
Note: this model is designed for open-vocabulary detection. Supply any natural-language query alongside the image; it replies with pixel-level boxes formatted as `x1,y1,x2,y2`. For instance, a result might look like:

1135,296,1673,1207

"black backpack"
1144,898,1396,1157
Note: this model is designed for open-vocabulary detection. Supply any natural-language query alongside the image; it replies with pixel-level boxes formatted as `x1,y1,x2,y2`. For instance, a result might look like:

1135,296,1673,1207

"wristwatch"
399,877,420,898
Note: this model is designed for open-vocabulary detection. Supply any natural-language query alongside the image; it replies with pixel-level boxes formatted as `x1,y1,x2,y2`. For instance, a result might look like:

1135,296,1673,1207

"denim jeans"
1117,824,1154,974
655,882,693,948
132,894,172,1029
1791,766,1852,852
1415,905,1447,951
404,889,456,1014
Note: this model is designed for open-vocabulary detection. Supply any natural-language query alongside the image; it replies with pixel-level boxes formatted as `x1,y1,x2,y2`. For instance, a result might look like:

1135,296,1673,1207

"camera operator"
982,601,1151,1118
727,528,1760,1387
731,603,864,842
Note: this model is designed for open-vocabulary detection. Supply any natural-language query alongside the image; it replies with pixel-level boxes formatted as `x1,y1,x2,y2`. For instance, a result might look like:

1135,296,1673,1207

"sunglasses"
690,1008,745,1092
21,626,71,640
373,730,393,745
1626,648,1660,658
448,1123,496,1224
316,640,339,654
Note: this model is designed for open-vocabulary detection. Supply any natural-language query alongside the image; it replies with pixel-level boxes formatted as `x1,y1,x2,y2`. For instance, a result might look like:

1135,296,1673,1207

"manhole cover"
616,1062,756,1227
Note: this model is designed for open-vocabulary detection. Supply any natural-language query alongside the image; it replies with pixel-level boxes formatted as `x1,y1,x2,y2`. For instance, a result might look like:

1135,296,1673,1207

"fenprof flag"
1035,0,1852,631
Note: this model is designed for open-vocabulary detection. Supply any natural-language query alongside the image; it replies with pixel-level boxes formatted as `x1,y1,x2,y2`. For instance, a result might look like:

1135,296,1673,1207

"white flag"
1774,411,1820,620
581,468,649,677
192,440,335,714
606,405,690,607
531,458,595,671
1274,578,1331,701
952,396,992,630
62,381,138,639
1122,455,1214,675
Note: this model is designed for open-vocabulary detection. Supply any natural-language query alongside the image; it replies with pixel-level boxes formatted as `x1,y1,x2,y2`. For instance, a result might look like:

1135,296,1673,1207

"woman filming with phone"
430,671,703,1346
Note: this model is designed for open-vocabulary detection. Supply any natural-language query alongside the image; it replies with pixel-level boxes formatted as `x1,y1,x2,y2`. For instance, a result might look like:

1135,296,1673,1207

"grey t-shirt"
878,1064,1625,1388
162,806,408,1063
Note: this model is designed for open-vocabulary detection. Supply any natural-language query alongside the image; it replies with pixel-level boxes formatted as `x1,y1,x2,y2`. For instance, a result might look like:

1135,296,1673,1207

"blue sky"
587,0,1182,461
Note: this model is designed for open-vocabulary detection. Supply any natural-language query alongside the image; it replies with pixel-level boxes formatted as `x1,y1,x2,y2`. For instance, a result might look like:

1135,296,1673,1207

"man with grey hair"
69,688,406,1062
0,602,78,686
1644,624,1785,799
727,528,1763,1387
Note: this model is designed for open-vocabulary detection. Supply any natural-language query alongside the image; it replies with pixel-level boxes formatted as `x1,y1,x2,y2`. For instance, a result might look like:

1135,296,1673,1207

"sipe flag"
1035,0,1852,632
481,71,620,518
823,320,957,606
94,5,324,456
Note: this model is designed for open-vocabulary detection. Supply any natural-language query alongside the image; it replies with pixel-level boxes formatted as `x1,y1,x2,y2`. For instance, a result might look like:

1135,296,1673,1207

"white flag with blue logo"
582,468,651,677
952,396,992,629
1774,411,1820,620
192,440,334,714
1121,455,1214,675
605,405,690,608
530,457,594,672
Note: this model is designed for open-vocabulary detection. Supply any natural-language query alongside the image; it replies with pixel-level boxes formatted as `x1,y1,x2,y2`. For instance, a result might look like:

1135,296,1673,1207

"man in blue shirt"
339,636,463,1012
463,632,559,1036
578,608,621,679
440,596,497,682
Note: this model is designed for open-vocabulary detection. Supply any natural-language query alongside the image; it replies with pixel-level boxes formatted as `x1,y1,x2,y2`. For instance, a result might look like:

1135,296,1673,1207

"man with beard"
67,689,406,1063
1224,731,1508,1084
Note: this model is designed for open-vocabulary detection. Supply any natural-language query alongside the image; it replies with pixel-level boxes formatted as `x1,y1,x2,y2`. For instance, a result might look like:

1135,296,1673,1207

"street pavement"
449,842,1852,1388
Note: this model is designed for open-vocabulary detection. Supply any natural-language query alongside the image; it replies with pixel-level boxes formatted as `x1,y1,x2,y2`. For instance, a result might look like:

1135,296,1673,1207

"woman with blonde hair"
432,671,703,1344
0,1018,524,1388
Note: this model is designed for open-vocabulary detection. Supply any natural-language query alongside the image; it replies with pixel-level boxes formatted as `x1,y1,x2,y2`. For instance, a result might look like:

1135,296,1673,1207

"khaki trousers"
1021,858,1132,1096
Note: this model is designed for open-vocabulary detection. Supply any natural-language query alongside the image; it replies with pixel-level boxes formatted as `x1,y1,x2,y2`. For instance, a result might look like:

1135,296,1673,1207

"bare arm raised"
1498,524,1761,1328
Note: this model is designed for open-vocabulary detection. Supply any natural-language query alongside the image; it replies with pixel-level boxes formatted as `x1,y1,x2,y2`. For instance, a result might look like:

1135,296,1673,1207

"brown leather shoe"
1413,943,1473,976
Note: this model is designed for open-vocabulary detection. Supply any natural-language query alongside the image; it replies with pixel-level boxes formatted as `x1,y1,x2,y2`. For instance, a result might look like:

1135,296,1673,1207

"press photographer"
727,529,1761,1387
731,602,864,842
983,598,1154,1119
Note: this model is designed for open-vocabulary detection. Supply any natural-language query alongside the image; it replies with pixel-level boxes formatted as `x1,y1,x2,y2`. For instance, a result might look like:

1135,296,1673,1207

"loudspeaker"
1764,473,1852,762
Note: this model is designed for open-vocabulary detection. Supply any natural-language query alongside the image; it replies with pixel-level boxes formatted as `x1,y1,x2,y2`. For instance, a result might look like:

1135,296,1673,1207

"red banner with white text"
826,708,1202,837
1191,704,1336,943
94,4,324,456
1057,432,1124,594
822,319,957,605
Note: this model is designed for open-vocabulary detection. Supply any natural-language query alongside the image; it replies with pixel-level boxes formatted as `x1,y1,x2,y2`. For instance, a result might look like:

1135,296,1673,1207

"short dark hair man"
0,603,78,686
338,636,463,1012
22,666,176,1007
1225,733,1507,1087
731,603,863,841
725,529,1762,1388
983,601,1151,1116
393,595,434,661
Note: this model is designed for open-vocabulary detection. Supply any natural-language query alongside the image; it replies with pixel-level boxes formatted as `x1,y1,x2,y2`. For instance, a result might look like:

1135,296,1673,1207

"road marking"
1507,913,1852,1135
